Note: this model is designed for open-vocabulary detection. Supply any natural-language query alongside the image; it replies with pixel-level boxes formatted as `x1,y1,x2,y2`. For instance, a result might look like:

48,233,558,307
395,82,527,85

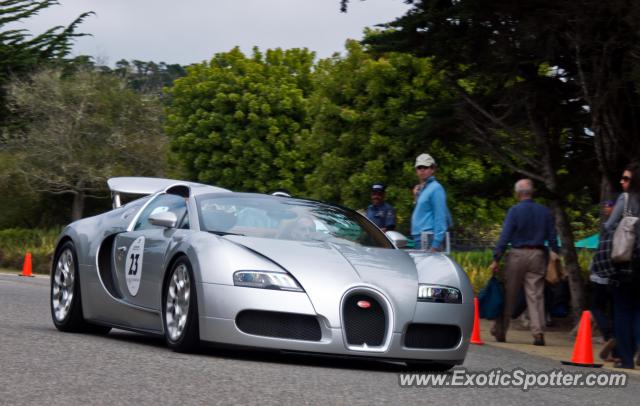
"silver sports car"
50,177,474,370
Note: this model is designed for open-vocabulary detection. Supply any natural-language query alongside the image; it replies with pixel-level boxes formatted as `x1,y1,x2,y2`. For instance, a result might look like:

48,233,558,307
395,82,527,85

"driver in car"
279,215,316,240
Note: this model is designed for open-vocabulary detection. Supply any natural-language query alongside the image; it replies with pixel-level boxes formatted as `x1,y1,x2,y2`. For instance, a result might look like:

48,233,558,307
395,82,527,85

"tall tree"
343,0,640,195
5,68,167,221
560,0,640,197
166,47,315,194
348,0,611,316
0,0,91,125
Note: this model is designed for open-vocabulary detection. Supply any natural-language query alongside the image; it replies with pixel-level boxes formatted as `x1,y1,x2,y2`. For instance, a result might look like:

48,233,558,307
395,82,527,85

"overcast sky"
15,0,411,66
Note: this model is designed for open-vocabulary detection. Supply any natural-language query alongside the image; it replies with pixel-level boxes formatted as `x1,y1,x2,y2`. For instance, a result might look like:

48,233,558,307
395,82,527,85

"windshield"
195,194,394,249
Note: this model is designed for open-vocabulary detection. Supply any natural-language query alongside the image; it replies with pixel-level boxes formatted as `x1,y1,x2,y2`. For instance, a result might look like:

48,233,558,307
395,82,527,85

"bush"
576,249,594,274
0,228,60,274
450,249,594,294
450,250,494,293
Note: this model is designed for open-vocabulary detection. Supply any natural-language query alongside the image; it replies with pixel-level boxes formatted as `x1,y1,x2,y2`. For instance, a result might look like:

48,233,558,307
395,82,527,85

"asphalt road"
1,273,638,406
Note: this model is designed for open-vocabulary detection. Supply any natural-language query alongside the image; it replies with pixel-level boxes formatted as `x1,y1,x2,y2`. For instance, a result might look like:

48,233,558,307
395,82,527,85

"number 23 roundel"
124,236,145,296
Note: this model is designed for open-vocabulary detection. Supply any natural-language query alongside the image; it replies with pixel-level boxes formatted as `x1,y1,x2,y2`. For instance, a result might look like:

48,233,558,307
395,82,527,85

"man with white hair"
490,179,558,346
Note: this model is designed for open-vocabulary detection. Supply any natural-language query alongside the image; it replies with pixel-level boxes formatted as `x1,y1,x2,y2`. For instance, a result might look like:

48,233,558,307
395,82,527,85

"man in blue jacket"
366,183,396,232
490,179,559,346
411,153,450,252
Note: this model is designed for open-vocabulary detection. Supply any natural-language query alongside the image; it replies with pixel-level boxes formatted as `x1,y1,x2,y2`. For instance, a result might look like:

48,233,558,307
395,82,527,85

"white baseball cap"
415,153,436,168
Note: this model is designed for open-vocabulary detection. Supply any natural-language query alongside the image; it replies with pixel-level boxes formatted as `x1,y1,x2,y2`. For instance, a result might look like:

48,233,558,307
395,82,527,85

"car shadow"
105,328,428,372
106,329,167,348
202,345,409,372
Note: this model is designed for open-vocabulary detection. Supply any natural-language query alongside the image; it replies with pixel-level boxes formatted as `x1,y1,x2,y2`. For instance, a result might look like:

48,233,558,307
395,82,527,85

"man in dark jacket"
366,184,396,232
490,179,559,346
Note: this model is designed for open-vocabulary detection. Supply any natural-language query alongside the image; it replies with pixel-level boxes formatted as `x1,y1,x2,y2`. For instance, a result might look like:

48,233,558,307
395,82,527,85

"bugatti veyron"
50,177,474,370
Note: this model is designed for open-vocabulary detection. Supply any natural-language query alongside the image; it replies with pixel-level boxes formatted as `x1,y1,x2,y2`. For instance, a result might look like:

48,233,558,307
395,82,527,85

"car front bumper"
197,283,474,363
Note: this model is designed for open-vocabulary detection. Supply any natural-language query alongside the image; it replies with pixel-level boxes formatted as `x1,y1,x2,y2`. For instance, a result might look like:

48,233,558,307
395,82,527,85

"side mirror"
148,211,178,228
385,231,408,248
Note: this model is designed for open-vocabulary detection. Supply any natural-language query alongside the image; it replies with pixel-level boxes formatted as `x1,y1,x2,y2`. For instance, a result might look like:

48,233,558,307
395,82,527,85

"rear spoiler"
107,177,227,208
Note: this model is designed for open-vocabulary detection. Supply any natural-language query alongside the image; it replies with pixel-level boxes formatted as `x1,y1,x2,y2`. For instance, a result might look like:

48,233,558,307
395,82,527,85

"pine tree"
0,0,92,124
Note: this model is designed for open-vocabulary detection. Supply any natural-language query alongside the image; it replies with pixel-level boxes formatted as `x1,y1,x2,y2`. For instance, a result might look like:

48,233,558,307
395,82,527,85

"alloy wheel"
165,264,191,341
52,248,75,322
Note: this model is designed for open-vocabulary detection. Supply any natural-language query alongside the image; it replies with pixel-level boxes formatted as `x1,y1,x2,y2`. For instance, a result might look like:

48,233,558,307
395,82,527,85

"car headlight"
418,284,462,303
233,270,303,292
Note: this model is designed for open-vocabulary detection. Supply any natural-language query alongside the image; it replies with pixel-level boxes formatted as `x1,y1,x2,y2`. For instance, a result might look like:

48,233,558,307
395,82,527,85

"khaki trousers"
493,248,547,337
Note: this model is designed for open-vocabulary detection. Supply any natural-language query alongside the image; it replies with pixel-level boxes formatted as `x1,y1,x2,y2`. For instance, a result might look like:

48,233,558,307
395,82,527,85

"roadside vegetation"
0,228,58,274
0,227,595,295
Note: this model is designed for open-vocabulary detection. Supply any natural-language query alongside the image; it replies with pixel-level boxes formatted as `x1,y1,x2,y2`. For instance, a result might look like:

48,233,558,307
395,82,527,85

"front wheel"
163,257,199,352
51,242,83,331
50,241,111,335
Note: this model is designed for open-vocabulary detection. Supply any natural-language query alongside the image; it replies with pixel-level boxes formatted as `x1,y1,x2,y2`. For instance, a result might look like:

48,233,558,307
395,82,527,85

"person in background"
604,163,640,369
490,179,559,346
589,199,619,363
366,183,396,232
602,200,615,218
411,153,450,252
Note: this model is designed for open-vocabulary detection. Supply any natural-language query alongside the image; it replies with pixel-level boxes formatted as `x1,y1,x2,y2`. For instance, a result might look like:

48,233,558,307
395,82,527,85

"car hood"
224,236,419,329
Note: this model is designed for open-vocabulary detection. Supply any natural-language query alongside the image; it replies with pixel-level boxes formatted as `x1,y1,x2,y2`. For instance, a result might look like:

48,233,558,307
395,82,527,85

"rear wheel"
163,257,199,352
50,241,110,334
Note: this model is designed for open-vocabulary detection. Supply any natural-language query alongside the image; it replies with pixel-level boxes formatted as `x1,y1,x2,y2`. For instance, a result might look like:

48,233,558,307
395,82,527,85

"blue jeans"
590,281,614,341
612,280,640,367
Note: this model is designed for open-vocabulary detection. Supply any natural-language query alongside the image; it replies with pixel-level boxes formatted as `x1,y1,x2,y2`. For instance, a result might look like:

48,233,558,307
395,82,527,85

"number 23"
129,253,140,275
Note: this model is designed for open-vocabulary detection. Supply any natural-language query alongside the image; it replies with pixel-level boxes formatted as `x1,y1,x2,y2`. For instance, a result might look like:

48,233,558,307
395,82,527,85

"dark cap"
371,183,385,193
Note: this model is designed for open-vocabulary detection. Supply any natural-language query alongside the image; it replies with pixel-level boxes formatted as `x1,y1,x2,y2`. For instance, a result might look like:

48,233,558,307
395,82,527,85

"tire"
50,241,112,335
163,257,199,352
50,241,82,331
405,362,455,372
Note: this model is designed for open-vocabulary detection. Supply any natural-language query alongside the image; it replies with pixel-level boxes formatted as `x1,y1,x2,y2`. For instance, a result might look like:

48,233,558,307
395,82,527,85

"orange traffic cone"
561,311,602,367
470,296,484,345
20,252,34,277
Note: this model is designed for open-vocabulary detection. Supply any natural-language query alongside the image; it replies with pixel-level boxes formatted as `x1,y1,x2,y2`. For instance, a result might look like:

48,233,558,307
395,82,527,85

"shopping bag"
545,251,563,284
478,276,504,320
611,193,639,263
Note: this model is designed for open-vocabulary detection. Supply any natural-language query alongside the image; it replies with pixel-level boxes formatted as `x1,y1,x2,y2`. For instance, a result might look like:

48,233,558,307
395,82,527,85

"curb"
478,319,640,375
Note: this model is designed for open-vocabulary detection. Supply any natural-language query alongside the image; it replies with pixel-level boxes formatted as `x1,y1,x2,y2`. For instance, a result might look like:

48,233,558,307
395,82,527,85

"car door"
113,193,188,311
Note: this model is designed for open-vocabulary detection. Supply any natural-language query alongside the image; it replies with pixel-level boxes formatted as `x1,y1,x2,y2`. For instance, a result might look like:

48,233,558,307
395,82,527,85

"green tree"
166,47,315,194
5,68,167,221
356,0,604,315
305,40,511,236
0,0,91,125
113,59,186,95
